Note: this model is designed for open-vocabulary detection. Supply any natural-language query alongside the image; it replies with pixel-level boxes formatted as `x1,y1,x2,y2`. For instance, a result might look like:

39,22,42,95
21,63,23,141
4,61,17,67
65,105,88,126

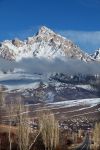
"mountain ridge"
0,26,99,62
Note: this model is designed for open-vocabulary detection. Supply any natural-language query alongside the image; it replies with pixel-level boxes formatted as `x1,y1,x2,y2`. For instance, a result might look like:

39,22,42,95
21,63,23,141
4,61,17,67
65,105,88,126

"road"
76,133,90,150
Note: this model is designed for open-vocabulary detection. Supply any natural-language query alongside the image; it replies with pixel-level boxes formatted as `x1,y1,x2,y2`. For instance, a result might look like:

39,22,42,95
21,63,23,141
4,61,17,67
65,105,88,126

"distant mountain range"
0,26,100,62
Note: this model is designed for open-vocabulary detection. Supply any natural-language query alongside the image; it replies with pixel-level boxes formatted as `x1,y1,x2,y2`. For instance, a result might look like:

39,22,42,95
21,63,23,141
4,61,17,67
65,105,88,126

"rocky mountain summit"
0,26,96,62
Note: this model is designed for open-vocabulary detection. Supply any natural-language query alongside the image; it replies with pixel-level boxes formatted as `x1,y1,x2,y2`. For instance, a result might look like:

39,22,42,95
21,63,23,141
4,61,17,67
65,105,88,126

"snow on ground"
4,82,40,91
76,84,93,90
0,72,42,81
25,98,100,115
0,73,42,90
45,98,100,108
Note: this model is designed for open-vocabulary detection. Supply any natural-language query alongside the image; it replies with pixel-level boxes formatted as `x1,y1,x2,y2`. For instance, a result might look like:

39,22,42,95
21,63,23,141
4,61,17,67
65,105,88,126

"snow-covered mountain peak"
37,26,67,41
92,48,100,61
38,26,55,36
0,26,93,61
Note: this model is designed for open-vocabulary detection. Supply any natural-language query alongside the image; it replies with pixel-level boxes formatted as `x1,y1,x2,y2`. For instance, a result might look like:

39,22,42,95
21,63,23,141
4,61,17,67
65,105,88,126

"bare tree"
93,122,100,150
38,111,59,150
15,98,31,150
7,101,14,150
0,90,5,107
0,90,5,122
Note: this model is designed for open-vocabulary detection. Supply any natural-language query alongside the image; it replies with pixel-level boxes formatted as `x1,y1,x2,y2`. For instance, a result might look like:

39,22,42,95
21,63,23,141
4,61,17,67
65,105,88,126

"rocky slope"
91,48,100,61
0,26,93,62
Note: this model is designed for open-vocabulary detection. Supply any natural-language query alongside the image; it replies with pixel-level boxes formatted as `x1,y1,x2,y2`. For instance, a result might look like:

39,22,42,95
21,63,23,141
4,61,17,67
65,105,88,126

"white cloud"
0,57,100,75
58,30,100,53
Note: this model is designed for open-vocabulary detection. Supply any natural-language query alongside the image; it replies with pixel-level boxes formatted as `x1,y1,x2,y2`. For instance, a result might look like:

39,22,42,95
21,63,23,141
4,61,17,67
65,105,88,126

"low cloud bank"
0,57,100,75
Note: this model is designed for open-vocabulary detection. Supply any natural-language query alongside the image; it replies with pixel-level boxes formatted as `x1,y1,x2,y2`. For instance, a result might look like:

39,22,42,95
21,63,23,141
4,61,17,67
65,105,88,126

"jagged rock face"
12,38,24,47
0,26,93,61
0,41,16,60
92,48,100,61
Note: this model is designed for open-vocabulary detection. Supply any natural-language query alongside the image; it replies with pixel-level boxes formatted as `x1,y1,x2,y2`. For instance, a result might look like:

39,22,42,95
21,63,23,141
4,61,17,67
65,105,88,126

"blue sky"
0,0,100,53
